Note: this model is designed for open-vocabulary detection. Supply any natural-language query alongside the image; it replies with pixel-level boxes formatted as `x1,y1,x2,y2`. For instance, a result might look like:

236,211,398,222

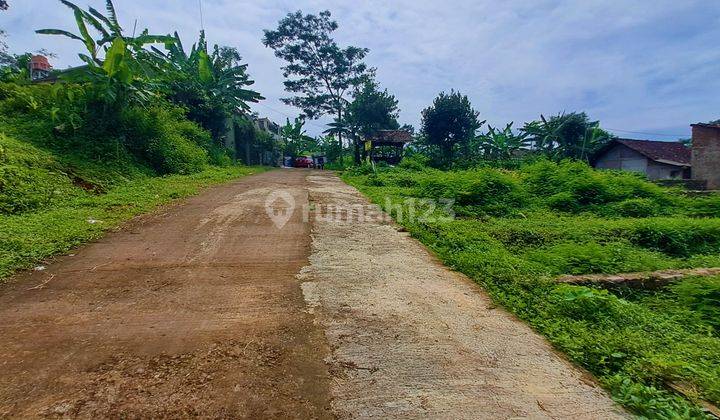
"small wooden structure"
364,130,412,164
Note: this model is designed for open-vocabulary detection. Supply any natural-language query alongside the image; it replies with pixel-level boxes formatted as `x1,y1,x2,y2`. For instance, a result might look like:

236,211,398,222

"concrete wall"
595,144,648,172
692,125,720,190
647,161,687,180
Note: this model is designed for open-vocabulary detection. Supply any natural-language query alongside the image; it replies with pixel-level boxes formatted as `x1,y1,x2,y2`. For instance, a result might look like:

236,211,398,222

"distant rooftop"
368,130,413,144
691,123,720,129
614,138,691,166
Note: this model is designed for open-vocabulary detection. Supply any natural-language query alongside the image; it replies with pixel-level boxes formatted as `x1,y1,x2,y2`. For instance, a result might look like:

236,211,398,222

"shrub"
147,133,207,175
546,191,580,212
120,105,210,174
521,160,673,215
686,195,720,218
524,241,673,275
398,154,431,171
629,218,720,257
344,163,375,176
610,198,662,218
0,165,73,214
415,168,528,217
0,134,83,215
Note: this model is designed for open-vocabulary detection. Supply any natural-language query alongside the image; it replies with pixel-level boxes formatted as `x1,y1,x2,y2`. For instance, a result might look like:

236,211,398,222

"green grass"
344,161,720,419
0,165,267,280
0,83,270,281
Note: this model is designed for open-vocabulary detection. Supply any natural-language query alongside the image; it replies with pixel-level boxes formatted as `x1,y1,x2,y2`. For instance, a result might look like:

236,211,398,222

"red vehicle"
294,156,314,168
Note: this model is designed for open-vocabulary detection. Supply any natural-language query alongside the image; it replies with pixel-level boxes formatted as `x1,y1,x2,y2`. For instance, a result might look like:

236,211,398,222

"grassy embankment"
0,83,266,281
344,158,720,419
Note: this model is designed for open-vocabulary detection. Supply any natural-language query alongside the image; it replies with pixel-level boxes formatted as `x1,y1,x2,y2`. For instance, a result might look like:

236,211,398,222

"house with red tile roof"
592,139,691,180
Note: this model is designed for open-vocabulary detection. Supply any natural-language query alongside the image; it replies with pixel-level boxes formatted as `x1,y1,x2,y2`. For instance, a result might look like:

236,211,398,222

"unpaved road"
0,169,625,418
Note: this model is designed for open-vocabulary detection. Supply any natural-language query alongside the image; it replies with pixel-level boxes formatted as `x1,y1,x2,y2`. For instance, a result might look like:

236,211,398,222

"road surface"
0,169,625,418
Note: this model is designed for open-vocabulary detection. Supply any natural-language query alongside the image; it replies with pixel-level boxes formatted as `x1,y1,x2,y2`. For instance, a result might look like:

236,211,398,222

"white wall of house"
595,144,648,172
594,144,685,180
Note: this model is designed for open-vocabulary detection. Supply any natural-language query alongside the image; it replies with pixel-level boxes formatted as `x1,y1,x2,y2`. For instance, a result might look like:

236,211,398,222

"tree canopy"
156,31,263,140
421,90,482,165
347,80,400,138
521,112,614,161
262,10,373,146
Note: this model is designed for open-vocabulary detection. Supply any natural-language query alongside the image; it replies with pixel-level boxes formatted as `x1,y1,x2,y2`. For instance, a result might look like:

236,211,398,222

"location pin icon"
265,190,296,229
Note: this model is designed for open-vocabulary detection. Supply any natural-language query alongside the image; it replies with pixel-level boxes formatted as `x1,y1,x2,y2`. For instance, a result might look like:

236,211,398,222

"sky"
2,0,719,140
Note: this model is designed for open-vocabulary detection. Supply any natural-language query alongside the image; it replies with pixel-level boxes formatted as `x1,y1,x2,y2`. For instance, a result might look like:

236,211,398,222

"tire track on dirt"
0,169,332,418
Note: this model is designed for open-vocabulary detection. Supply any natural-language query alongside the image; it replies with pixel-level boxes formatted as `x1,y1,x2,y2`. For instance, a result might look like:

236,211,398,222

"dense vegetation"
4,3,717,417
0,1,267,279
345,159,720,418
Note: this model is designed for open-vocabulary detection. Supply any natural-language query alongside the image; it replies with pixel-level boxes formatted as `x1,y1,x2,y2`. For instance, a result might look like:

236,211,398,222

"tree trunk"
336,107,344,157
444,144,453,168
354,137,361,165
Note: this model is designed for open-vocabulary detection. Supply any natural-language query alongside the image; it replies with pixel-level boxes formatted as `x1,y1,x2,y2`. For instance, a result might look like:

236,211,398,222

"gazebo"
364,130,413,164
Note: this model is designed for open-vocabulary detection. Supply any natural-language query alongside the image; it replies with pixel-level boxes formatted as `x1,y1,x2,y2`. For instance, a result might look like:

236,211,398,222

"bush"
630,218,720,257
686,195,720,218
147,133,207,175
610,198,662,218
344,163,375,176
120,105,209,174
0,85,218,177
667,276,720,331
524,241,673,275
398,154,431,171
0,134,83,215
415,168,528,217
546,191,580,212
522,160,673,215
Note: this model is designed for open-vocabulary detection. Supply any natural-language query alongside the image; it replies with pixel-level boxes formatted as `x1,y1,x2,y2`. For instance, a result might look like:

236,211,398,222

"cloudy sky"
2,0,719,139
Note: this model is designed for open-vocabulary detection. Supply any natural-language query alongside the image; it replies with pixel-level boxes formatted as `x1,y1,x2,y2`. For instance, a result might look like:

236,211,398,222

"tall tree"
346,80,400,162
421,90,482,166
262,10,372,147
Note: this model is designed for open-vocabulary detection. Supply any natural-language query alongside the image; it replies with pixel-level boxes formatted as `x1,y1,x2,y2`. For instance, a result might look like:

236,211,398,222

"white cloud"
2,0,719,138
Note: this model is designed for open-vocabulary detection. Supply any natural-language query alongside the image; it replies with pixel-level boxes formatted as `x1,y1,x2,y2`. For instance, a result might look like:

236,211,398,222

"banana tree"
478,122,529,160
281,117,316,156
37,0,173,106
152,30,264,140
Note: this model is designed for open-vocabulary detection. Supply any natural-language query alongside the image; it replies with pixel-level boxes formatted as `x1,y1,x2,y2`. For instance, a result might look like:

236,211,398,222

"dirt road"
0,170,332,418
0,169,625,418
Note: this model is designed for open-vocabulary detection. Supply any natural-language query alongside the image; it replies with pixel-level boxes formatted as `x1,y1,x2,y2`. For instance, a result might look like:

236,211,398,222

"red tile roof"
614,139,691,166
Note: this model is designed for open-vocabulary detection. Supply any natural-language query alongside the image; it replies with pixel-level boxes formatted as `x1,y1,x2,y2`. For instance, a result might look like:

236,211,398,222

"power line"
605,127,687,138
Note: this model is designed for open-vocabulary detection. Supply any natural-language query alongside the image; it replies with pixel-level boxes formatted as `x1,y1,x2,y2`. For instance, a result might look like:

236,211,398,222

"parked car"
294,156,313,168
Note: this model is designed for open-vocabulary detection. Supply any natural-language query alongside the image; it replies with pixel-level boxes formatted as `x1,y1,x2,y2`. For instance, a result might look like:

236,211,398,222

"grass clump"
344,161,720,418
0,165,266,280
0,83,267,280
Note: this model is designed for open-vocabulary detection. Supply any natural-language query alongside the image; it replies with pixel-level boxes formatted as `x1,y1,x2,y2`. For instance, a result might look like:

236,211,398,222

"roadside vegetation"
344,159,720,418
0,1,267,280
4,2,718,417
